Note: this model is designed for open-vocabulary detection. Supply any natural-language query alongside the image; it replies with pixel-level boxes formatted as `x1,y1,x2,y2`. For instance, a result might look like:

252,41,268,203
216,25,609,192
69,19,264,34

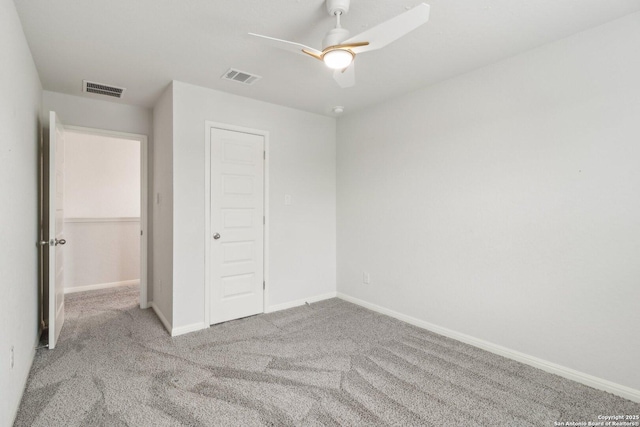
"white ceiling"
15,0,640,116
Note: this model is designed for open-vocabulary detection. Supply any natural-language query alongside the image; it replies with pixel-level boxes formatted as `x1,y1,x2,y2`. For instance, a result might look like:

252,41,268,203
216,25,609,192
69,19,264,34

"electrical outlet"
363,272,370,284
10,346,14,369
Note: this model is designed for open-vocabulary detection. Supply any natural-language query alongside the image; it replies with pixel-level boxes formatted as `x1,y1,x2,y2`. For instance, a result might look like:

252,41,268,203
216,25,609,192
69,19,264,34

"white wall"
42,91,152,137
65,132,140,218
63,132,140,292
0,0,42,424
42,91,153,299
337,12,640,393
151,84,174,326
171,81,336,331
64,220,140,291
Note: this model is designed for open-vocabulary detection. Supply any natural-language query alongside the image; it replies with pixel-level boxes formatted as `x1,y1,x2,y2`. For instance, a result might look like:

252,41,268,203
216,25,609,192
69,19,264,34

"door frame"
204,121,269,327
64,125,150,309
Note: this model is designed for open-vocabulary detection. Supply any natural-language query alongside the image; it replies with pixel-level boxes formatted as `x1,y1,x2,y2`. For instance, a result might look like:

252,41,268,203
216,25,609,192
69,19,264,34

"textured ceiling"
14,0,640,116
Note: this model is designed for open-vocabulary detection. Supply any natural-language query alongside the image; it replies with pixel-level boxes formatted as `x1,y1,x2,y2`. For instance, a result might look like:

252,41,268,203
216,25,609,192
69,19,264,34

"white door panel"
210,128,264,324
48,111,66,349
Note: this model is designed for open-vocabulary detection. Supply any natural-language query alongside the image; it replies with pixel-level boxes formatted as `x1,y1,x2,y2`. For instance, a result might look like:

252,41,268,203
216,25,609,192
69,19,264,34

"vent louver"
221,69,262,85
83,80,126,98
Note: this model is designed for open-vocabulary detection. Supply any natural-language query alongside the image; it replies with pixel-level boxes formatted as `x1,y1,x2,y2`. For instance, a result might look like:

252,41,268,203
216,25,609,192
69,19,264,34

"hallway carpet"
14,286,639,426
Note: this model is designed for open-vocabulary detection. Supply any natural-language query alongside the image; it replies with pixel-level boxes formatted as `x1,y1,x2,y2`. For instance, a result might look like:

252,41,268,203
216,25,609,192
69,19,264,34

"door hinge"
140,230,143,236
263,281,265,290
263,216,265,225
263,151,266,160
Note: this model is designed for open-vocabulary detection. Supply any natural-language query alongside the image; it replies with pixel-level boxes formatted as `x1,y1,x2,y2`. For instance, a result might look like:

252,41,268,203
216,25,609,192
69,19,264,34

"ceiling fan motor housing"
326,0,350,16
323,27,351,49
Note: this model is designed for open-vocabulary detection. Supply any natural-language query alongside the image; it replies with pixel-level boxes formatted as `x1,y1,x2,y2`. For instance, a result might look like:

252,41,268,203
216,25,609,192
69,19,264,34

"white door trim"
204,121,269,327
64,125,149,309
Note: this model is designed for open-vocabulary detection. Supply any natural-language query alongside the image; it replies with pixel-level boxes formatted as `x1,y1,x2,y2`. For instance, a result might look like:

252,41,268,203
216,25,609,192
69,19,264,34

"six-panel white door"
210,128,264,324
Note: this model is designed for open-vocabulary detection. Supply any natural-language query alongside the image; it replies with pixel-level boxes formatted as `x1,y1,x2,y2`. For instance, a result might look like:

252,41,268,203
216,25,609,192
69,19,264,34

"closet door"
209,127,265,324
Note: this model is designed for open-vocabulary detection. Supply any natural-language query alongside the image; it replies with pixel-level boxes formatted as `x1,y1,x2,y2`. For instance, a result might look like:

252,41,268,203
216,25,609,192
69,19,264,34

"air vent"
221,69,262,85
82,80,126,98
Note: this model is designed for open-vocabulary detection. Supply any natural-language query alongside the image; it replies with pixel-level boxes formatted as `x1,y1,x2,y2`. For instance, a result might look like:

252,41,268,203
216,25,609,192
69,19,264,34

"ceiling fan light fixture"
323,49,353,69
249,2,430,87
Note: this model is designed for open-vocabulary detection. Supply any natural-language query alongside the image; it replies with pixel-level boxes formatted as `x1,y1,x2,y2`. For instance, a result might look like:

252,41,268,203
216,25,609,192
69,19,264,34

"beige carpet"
14,285,639,426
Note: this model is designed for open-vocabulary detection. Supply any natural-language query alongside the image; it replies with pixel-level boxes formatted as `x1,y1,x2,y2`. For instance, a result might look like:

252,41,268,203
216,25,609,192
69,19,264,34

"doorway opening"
63,127,147,301
40,117,148,349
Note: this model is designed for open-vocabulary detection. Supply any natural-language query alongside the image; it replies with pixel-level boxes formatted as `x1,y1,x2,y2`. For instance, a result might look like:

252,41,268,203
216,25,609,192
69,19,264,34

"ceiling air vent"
221,69,262,85
82,80,126,98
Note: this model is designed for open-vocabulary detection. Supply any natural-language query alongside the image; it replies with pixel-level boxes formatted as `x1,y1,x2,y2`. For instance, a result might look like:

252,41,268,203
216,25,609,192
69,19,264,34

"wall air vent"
221,69,262,85
82,80,126,98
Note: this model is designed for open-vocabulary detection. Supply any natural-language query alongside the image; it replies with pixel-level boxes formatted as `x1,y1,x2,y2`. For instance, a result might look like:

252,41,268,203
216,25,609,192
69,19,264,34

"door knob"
38,240,49,246
213,233,221,240
55,238,66,246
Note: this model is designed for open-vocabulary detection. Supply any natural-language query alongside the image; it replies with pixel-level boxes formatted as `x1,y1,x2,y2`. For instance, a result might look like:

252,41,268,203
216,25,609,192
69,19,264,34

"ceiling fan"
249,0,430,88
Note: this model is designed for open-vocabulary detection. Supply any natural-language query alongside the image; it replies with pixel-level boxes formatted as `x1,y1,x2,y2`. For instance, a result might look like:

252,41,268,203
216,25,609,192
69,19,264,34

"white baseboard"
150,301,171,335
149,302,206,337
337,292,640,403
168,291,337,337
64,279,139,294
171,322,207,337
168,292,338,338
265,291,337,313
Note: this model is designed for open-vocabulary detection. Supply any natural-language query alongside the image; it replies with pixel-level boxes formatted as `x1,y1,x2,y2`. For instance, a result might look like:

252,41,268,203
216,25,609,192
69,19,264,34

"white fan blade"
249,33,322,57
333,62,355,88
343,3,430,54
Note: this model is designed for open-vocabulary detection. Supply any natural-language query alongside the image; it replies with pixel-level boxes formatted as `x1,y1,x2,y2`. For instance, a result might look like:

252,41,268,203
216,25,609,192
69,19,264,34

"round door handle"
213,233,221,240
55,238,67,246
